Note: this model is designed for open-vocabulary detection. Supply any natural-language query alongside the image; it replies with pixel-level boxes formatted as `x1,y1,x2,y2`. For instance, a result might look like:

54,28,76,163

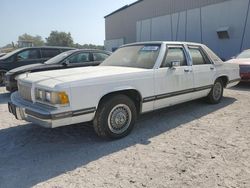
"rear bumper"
240,65,250,82
240,72,250,82
9,92,96,128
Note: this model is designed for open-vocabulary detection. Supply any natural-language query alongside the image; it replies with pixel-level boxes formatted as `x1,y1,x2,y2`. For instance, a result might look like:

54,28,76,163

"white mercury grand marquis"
9,42,240,139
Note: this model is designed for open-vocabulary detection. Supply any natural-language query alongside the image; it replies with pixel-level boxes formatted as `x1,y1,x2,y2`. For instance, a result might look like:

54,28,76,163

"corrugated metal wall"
136,0,250,59
105,0,228,43
105,0,250,59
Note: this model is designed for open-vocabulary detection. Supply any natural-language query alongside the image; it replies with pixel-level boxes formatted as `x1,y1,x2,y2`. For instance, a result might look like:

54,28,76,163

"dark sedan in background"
0,46,74,84
5,49,111,92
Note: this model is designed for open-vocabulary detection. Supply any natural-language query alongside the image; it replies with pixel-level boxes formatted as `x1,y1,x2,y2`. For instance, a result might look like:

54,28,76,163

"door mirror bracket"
62,60,70,66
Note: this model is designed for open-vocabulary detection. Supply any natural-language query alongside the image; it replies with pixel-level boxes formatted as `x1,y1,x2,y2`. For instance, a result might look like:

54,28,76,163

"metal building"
104,0,250,60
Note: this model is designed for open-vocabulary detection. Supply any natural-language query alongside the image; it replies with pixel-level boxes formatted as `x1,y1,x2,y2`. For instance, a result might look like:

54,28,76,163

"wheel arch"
97,88,143,115
215,75,229,88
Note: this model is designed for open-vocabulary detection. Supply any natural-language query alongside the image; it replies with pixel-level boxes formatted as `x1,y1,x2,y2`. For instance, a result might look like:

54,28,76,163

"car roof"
69,49,111,54
19,46,75,50
122,41,204,47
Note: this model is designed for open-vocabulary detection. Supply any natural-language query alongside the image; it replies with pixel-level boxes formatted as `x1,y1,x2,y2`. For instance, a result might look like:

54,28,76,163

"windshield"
101,45,160,69
45,50,76,64
237,49,250,59
0,48,23,60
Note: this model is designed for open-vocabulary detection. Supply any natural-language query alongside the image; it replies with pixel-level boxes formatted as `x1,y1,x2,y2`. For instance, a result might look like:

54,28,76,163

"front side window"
189,48,210,65
67,52,90,64
161,47,187,67
101,45,160,69
17,49,39,60
41,49,60,58
93,53,109,61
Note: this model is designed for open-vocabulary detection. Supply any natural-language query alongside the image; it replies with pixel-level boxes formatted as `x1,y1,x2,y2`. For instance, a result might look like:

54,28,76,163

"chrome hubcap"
213,82,222,101
108,104,132,134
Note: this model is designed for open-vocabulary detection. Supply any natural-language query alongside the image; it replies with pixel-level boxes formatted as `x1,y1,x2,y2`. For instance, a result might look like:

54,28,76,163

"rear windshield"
0,48,23,60
101,45,160,69
44,50,76,64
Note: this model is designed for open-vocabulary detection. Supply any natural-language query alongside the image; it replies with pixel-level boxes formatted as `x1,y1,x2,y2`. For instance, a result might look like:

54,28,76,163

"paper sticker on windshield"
141,46,159,51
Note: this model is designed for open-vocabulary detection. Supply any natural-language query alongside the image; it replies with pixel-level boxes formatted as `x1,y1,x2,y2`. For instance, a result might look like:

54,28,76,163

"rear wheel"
207,78,224,104
0,71,6,85
93,95,137,139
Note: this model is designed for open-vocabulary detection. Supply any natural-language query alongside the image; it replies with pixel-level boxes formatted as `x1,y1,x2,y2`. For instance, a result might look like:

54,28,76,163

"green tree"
74,43,104,50
18,33,45,46
46,31,74,47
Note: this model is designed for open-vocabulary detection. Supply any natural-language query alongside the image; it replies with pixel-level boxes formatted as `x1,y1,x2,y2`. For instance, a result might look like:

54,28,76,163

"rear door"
188,46,216,97
154,45,194,110
92,52,110,65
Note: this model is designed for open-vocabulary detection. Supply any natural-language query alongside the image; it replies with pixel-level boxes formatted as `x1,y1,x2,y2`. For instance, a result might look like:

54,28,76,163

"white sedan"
9,42,240,139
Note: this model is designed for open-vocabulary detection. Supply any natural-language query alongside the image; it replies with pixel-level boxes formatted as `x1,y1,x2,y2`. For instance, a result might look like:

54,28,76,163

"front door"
11,49,41,70
154,45,194,110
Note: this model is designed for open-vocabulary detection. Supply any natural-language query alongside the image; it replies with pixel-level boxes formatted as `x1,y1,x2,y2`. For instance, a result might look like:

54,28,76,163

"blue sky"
0,0,136,47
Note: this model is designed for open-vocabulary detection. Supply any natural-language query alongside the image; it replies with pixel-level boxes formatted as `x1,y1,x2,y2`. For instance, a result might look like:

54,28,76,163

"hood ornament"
26,72,29,78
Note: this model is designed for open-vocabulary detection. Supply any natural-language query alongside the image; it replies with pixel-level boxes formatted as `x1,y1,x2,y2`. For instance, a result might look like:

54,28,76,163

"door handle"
210,66,215,70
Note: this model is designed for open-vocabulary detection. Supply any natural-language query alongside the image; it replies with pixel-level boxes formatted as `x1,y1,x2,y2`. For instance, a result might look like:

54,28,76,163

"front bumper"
9,92,96,128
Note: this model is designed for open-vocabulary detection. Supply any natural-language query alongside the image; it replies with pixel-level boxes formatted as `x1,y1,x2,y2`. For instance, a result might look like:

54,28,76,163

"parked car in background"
0,46,74,84
0,53,7,58
5,49,111,92
9,41,240,139
226,49,250,82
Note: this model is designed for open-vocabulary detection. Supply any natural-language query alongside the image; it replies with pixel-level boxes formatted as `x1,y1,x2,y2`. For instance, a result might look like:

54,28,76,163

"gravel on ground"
0,83,249,188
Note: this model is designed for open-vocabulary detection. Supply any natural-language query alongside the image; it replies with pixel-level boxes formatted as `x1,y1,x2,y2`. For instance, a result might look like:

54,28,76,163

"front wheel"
93,95,137,139
206,79,224,104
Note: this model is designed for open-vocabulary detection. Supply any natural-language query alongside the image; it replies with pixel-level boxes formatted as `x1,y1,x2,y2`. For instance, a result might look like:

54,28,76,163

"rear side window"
189,47,211,65
93,53,109,61
41,49,60,58
67,52,90,64
161,47,187,67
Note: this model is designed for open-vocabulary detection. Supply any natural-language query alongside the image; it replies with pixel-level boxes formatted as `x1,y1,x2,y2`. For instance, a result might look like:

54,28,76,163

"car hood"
17,66,149,89
226,58,250,65
8,63,44,74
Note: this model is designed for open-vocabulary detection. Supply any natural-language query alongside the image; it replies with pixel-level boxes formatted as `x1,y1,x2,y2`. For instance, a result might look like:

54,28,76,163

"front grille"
18,82,32,102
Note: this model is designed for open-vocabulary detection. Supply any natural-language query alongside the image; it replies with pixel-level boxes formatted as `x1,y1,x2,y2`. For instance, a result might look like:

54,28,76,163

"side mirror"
170,61,181,69
62,60,70,66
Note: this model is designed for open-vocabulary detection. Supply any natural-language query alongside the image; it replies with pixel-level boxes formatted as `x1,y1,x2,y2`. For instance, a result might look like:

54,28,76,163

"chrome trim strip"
25,107,96,120
228,78,241,84
143,85,213,103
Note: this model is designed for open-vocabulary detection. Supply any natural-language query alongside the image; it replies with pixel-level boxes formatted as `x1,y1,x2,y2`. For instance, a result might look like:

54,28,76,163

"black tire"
0,71,6,85
93,94,137,139
206,78,224,104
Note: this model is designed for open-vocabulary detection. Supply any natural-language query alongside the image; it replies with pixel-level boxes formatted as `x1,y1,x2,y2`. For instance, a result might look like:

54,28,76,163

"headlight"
35,89,69,106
